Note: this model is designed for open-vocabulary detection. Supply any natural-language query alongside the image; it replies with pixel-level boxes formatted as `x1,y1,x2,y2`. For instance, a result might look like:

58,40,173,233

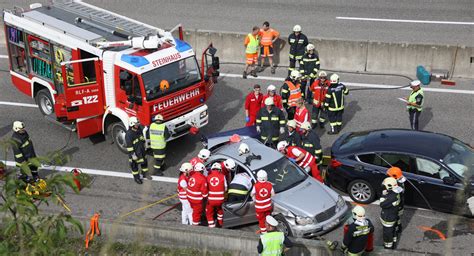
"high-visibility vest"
286,81,302,107
149,123,166,149
246,34,260,54
261,231,285,256
407,89,424,111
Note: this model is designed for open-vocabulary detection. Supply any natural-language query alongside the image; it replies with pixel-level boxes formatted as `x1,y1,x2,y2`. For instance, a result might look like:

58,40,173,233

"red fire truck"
3,1,219,152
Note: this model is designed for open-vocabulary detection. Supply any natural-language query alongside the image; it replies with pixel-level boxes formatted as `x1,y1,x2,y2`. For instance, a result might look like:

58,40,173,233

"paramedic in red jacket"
177,162,193,225
206,163,227,228
244,84,263,126
277,141,323,182
251,169,275,234
186,162,208,225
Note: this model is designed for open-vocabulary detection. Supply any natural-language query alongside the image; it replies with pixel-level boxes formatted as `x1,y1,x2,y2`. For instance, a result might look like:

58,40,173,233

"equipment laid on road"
85,213,101,250
3,1,219,153
416,65,431,85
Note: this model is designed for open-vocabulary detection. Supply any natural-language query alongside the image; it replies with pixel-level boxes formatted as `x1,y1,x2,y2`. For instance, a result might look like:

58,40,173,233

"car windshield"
141,56,201,101
442,139,474,177
259,157,307,193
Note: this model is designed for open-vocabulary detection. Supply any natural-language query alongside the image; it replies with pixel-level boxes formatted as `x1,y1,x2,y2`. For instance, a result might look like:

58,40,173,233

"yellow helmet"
383,177,398,190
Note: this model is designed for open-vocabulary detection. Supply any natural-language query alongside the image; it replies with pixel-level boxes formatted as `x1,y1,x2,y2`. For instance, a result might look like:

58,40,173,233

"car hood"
205,126,258,151
273,178,339,217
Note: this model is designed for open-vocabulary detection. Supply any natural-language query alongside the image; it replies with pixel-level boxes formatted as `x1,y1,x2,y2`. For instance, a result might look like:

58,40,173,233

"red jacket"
310,79,330,108
294,106,309,133
253,181,274,213
207,170,227,205
261,94,283,110
186,172,208,204
177,174,188,200
245,92,263,118
189,156,205,177
287,146,315,169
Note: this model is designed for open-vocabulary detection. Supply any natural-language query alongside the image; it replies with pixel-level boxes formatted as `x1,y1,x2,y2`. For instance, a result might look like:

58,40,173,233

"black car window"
415,158,450,180
339,132,370,151
358,153,413,173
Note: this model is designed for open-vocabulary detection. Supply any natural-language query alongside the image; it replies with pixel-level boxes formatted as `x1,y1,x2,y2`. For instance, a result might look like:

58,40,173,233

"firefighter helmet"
238,143,250,155
257,169,268,182
198,149,211,160
410,80,421,87
290,70,301,79
319,71,327,77
306,43,315,51
264,97,274,106
267,84,276,91
224,159,236,171
287,120,297,129
194,162,205,172
12,121,25,132
129,117,139,127
277,141,288,152
383,177,398,190
211,162,222,170
387,167,403,179
293,25,302,32
153,114,164,122
352,205,366,221
301,121,312,131
180,162,193,173
266,215,279,226
330,74,339,84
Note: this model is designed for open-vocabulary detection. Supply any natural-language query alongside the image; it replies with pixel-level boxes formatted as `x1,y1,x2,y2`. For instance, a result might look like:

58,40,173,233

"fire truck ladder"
53,0,163,38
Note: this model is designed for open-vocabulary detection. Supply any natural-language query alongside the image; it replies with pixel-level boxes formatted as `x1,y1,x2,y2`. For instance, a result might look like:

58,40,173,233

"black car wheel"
274,215,293,237
348,179,375,204
35,89,54,116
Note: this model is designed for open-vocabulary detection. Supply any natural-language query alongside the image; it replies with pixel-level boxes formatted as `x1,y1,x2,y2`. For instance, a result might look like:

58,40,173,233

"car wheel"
274,215,293,237
348,179,375,204
111,122,128,154
35,89,54,116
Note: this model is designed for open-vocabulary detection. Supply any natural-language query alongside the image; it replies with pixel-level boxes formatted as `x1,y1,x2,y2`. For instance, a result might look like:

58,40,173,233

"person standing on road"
299,44,320,103
258,21,280,74
206,163,227,228
293,98,310,134
309,71,330,129
342,205,374,256
257,215,293,256
177,162,193,225
277,141,322,182
243,26,260,79
281,120,301,147
125,117,150,184
251,170,275,234
324,74,349,135
11,121,41,181
281,70,303,120
244,84,263,126
187,162,208,226
406,80,424,130
149,114,170,176
380,177,402,249
386,167,406,243
300,122,323,166
288,25,308,76
261,85,283,110
256,97,286,148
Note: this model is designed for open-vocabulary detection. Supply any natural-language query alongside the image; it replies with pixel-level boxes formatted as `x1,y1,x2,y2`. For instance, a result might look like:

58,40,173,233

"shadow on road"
342,100,362,131
419,107,433,131
0,125,12,138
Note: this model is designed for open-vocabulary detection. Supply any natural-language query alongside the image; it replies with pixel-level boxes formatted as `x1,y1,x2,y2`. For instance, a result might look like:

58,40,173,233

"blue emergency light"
174,38,192,52
121,54,149,67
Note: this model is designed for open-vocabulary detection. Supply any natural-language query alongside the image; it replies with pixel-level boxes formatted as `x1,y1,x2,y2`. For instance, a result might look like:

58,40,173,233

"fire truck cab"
3,0,219,152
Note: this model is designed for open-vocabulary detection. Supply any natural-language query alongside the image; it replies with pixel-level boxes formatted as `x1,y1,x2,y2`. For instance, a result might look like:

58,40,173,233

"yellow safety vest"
407,89,424,111
149,123,166,149
246,34,260,54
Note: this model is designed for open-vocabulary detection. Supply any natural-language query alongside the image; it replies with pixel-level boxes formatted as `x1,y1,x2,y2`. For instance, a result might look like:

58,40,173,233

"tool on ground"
85,213,101,249
314,236,339,251
152,202,180,220
118,194,178,219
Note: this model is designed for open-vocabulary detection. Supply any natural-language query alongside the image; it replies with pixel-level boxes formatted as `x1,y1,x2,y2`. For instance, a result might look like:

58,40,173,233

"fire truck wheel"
35,89,54,116
111,122,128,153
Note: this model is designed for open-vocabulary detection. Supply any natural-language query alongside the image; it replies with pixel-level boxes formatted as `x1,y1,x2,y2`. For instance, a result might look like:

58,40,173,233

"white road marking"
0,101,38,108
221,73,474,95
336,16,474,26
0,55,8,59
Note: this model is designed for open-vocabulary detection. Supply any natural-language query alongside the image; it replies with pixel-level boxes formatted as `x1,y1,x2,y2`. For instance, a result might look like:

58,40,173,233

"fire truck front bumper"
166,104,209,141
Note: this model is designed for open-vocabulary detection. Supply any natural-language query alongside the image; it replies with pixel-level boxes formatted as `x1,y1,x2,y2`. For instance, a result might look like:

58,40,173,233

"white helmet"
267,84,276,92
264,97,274,106
290,70,301,79
211,162,222,171
12,121,25,132
410,80,421,87
180,162,193,173
154,114,164,122
287,120,297,129
293,25,302,32
224,159,236,171
383,177,398,190
194,162,205,172
352,205,366,222
198,149,211,160
238,143,250,155
306,43,315,51
319,71,327,77
277,141,288,152
129,116,139,127
330,74,339,84
257,169,268,182
301,121,312,131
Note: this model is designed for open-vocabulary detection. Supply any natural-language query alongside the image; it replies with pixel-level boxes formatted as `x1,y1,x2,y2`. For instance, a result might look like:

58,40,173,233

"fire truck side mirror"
212,56,220,70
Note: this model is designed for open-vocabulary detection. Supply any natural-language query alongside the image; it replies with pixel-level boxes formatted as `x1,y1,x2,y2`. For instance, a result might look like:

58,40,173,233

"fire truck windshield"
142,56,201,101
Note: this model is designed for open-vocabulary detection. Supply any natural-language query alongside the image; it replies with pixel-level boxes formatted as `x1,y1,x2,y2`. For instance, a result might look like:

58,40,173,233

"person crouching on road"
386,167,406,244
186,162,208,226
206,163,227,228
261,84,283,110
380,177,402,249
125,117,150,184
342,205,374,256
256,97,286,148
11,121,41,181
244,84,263,126
251,170,275,234
149,114,170,176
243,26,260,79
277,141,322,182
257,215,293,255
177,162,193,225
406,80,424,130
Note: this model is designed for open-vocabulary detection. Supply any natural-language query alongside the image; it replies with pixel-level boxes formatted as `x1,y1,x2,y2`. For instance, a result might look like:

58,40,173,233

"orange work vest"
286,81,302,107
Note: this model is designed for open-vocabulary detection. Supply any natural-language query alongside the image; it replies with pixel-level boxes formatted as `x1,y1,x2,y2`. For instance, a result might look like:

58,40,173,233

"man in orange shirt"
243,26,260,79
258,21,280,74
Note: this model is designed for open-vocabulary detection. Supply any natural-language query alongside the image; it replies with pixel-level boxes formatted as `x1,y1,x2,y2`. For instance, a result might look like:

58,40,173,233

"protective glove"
256,126,261,133
245,116,250,123
131,153,138,161
288,158,296,163
341,245,348,254
382,189,388,195
279,127,285,134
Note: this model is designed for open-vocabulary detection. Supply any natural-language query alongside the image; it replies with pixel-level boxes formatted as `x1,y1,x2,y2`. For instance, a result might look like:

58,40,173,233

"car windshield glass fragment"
142,56,201,101
442,139,474,177
259,157,306,193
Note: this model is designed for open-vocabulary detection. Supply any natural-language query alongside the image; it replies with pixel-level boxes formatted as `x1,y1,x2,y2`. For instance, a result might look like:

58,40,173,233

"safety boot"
271,66,276,74
242,71,247,79
142,172,152,180
327,126,337,135
133,174,143,184
251,70,258,77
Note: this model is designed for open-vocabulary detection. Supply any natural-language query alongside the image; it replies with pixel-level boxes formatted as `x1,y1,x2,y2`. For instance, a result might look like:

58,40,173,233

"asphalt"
2,0,473,46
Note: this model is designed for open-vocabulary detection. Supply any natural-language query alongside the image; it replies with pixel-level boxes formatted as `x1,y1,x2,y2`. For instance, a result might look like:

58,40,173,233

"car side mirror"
212,56,220,70
443,176,457,185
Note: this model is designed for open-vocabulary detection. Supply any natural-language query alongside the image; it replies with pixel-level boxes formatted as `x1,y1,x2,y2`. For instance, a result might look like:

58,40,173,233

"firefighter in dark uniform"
256,97,286,148
288,24,308,75
387,167,406,243
300,122,323,166
148,114,170,176
125,117,149,184
282,120,301,147
281,70,303,120
380,177,402,249
324,73,349,135
342,205,374,256
11,121,41,181
299,43,320,103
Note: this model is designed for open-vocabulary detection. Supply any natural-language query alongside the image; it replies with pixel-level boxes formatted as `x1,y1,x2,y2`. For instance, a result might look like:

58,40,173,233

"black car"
326,129,474,217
